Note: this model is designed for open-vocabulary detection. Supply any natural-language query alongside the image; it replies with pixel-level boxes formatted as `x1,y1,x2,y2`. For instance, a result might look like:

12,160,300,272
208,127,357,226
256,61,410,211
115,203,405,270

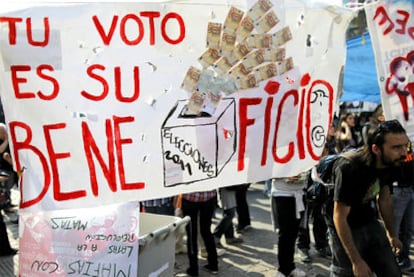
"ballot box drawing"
161,98,236,187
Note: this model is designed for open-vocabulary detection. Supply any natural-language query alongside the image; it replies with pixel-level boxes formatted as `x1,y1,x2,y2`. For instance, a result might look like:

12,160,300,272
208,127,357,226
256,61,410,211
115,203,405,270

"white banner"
365,0,414,140
0,0,354,211
19,201,140,276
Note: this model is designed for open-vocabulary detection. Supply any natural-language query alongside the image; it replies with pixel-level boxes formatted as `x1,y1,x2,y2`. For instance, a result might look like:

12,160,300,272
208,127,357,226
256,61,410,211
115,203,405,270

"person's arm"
0,137,8,154
2,152,12,165
378,185,402,253
333,201,372,277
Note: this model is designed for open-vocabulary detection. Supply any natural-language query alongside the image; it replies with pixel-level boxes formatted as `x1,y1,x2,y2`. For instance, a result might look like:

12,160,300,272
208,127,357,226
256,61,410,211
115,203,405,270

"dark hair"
366,119,406,150
338,112,354,124
356,120,406,164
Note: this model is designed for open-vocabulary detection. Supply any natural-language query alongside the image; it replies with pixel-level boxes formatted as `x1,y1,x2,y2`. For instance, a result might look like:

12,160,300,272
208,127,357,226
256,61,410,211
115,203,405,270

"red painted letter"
82,120,117,196
0,17,23,45
81,64,109,101
238,98,262,171
114,66,140,103
36,64,59,100
9,121,51,208
26,17,50,47
92,15,118,45
120,14,144,45
113,116,145,190
11,65,35,99
140,12,160,45
272,90,298,163
161,12,185,45
43,123,87,201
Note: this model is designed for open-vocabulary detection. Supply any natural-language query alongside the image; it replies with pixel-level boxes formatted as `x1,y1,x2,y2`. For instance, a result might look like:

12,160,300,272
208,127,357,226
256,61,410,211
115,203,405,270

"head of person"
344,113,355,127
365,119,409,168
339,112,355,128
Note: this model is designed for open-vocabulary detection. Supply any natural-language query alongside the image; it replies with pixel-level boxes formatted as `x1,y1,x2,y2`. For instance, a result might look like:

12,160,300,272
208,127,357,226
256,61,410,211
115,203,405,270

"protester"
0,123,18,223
181,190,219,276
213,186,243,246
297,125,337,262
324,123,339,156
360,106,385,146
234,183,252,233
271,174,307,277
329,119,407,277
360,113,376,146
0,110,18,256
297,169,331,263
391,141,414,274
0,213,17,257
336,112,360,152
198,220,226,259
0,174,17,257
263,179,272,198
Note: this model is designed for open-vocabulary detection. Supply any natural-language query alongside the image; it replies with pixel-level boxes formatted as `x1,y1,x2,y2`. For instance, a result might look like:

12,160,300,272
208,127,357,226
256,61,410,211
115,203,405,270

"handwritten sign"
19,201,140,276
0,1,354,211
366,0,414,139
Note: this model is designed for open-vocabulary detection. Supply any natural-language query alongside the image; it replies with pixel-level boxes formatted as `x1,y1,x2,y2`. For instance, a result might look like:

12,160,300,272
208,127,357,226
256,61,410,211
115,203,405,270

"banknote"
206,22,222,49
272,26,293,47
235,15,255,43
220,32,237,56
277,57,294,74
223,6,244,33
240,49,265,71
255,10,279,33
235,73,257,89
246,34,273,48
230,42,251,61
186,90,205,115
263,48,286,62
201,91,222,115
181,66,201,93
229,63,251,78
214,56,234,75
198,48,221,68
254,63,278,82
247,0,273,22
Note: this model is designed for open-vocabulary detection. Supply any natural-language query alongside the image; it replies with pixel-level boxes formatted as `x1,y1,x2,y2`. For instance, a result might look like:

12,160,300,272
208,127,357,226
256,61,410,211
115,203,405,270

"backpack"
316,154,341,185
305,170,327,204
305,155,338,203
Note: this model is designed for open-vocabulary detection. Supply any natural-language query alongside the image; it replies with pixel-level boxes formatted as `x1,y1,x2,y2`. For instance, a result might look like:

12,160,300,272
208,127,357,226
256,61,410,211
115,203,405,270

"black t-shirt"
332,153,391,228
389,153,414,188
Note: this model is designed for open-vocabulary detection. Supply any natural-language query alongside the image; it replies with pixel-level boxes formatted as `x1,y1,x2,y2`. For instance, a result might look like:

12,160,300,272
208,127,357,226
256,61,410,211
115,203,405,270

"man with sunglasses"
329,120,408,277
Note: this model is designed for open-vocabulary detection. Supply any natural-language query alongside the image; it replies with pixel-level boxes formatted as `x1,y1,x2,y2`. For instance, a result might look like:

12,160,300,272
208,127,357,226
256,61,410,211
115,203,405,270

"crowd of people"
1,100,413,277
270,108,414,277
138,105,414,277
151,105,412,277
